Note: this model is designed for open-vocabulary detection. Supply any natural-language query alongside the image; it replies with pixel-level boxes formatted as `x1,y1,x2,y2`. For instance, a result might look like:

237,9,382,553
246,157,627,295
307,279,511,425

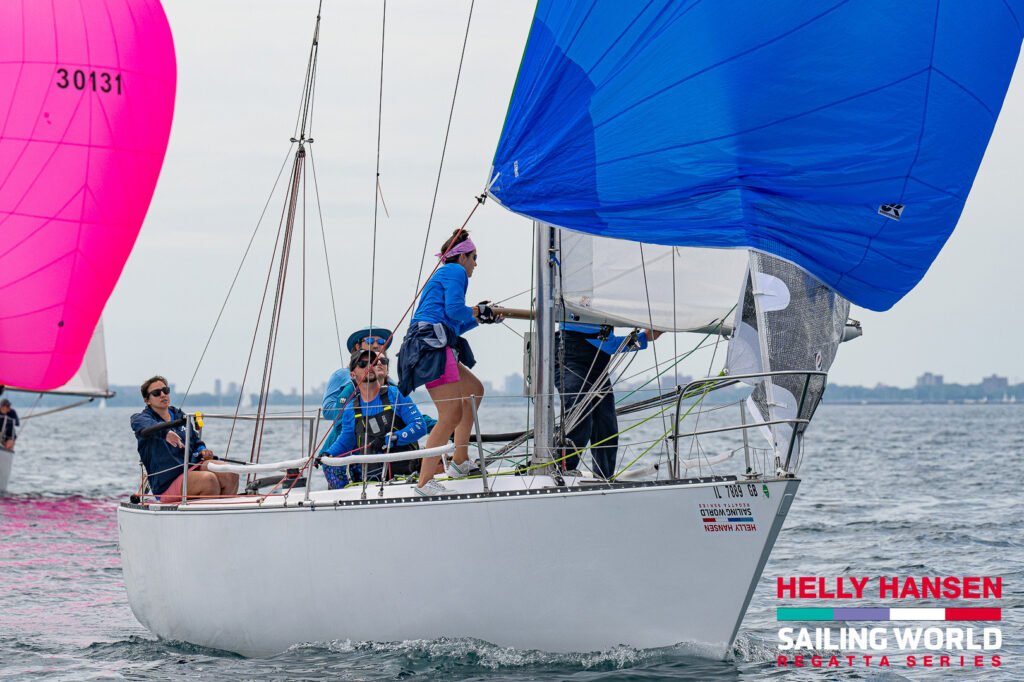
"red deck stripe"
945,608,1001,621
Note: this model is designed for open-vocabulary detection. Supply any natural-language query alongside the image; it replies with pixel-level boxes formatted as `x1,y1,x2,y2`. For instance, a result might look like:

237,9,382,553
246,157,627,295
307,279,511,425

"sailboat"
116,1,1023,659
0,0,177,491
0,321,115,492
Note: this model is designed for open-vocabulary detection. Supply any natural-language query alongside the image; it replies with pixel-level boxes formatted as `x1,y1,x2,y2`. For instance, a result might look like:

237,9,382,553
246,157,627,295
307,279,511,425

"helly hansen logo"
878,204,904,220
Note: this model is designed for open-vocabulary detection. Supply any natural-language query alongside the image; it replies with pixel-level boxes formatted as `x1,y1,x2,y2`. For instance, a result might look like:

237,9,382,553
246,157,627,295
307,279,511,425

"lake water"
1,402,1020,680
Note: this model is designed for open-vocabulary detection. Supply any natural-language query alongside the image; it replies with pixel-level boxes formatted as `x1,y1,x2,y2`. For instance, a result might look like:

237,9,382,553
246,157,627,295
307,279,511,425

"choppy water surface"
1,403,1020,680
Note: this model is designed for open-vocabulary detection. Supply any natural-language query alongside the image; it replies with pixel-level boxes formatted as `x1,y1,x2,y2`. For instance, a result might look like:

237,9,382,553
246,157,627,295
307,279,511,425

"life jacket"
352,387,418,479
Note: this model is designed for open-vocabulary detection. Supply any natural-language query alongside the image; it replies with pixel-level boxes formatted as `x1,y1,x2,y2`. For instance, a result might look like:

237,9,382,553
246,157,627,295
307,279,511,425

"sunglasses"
148,387,170,398
362,336,387,346
355,357,389,369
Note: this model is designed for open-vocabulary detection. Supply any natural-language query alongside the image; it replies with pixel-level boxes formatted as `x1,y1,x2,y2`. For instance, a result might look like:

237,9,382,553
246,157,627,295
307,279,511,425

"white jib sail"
556,229,748,332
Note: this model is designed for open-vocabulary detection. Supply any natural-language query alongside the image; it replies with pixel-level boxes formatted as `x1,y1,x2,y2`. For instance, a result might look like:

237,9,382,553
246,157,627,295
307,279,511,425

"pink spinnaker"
0,0,176,390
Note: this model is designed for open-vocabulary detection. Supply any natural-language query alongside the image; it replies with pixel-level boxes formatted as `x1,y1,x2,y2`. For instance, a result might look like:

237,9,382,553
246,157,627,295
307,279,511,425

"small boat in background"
0,321,115,492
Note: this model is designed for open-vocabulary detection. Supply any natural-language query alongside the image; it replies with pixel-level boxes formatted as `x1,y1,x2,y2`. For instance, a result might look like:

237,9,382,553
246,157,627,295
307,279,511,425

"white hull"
0,447,12,492
118,475,798,657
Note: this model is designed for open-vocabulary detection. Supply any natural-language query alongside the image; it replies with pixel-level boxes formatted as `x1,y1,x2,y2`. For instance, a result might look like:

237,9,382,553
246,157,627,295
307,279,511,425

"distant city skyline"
141,369,1022,403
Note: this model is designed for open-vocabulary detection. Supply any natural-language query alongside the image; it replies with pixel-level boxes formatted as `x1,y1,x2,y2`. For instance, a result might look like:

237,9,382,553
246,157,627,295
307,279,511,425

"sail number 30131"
712,483,759,499
56,68,122,94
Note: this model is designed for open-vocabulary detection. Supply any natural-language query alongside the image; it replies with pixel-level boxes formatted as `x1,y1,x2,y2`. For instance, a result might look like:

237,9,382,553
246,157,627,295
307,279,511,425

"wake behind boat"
117,0,1023,660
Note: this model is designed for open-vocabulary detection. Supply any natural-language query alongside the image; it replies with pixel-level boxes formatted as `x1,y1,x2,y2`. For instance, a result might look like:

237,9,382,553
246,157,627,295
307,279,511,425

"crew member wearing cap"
321,326,395,450
0,399,19,450
319,349,427,489
397,228,502,496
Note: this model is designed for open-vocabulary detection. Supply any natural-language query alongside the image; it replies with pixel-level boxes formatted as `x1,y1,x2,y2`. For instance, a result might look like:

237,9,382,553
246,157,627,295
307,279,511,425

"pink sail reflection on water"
0,0,176,390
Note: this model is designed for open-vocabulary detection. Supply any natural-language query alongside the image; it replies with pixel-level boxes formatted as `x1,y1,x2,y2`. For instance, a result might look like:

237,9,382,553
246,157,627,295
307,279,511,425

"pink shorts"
426,347,460,389
159,464,201,503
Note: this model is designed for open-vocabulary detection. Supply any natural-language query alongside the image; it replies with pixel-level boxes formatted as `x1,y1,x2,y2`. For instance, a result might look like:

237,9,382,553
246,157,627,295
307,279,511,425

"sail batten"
489,0,1024,310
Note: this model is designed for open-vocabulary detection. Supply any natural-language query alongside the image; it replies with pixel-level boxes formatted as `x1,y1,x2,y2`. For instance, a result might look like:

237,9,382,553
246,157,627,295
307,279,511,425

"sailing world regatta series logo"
774,576,1003,671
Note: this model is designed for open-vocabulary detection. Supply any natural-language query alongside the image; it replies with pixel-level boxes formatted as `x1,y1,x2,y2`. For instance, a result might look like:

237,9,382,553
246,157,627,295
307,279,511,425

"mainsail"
0,0,176,391
556,231,746,333
488,1,1024,311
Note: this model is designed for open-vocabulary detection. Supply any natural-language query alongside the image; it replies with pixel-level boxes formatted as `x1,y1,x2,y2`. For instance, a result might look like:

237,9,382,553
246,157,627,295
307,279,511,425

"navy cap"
345,326,393,353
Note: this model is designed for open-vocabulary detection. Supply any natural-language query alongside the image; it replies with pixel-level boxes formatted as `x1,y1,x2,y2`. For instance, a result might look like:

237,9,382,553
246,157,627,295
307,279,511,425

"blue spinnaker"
489,1,1024,311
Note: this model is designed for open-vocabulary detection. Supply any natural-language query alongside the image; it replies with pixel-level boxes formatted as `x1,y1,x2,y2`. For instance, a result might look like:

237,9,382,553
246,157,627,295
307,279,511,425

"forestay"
488,1,1024,311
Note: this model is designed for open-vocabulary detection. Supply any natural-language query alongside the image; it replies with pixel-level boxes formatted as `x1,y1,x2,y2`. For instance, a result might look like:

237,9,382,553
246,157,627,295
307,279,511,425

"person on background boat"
556,323,662,479
0,398,19,450
130,376,238,503
397,228,501,496
319,349,427,489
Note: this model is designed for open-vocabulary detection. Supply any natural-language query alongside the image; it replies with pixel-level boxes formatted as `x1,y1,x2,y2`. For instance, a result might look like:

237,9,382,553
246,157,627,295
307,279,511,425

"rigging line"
611,381,715,481
13,393,44,437
369,0,386,326
510,398,678,477
555,228,567,447
412,0,477,297
18,396,92,423
253,152,304,463
301,151,307,458
377,177,390,218
492,286,533,305
672,247,678,388
224,164,293,462
293,0,323,141
308,148,344,363
638,243,671,462
559,335,637,437
307,196,484,459
613,337,720,385
525,223,536,458
614,307,734,404
181,144,297,407
686,314,729,465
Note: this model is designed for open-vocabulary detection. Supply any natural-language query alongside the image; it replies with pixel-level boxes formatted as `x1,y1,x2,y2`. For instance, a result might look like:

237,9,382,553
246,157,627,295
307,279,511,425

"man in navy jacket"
130,376,237,502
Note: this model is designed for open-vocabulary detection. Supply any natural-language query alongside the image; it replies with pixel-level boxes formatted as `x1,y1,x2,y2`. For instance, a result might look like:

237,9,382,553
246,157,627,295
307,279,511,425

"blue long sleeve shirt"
322,369,407,449
324,386,426,458
411,263,478,336
560,322,648,355
130,406,207,496
320,386,426,489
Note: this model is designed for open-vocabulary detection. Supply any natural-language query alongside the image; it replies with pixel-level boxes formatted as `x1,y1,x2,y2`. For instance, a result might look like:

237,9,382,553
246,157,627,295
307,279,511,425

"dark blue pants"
556,332,618,478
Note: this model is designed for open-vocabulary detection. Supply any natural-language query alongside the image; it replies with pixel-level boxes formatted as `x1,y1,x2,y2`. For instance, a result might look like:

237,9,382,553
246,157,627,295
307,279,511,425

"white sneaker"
444,459,472,479
414,479,449,497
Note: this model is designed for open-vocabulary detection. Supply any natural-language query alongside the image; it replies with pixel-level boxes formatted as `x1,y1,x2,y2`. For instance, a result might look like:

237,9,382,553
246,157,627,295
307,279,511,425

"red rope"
309,195,485,456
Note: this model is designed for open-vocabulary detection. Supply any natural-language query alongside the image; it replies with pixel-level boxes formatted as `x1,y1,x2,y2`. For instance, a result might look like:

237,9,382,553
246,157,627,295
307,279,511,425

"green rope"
615,306,734,405
610,374,719,480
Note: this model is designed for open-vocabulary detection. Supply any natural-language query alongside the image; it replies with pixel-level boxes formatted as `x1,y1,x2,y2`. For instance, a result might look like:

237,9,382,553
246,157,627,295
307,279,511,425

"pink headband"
435,237,476,260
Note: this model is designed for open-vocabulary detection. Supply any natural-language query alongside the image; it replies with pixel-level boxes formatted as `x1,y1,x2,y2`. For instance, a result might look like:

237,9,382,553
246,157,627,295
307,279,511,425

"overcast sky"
104,1,1024,399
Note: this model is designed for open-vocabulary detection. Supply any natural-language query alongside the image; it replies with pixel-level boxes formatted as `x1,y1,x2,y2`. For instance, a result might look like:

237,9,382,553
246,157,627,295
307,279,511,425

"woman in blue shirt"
397,229,501,496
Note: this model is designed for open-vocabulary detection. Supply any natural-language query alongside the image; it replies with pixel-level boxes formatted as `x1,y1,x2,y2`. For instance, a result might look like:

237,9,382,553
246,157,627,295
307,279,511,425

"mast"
249,5,321,463
531,221,555,474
